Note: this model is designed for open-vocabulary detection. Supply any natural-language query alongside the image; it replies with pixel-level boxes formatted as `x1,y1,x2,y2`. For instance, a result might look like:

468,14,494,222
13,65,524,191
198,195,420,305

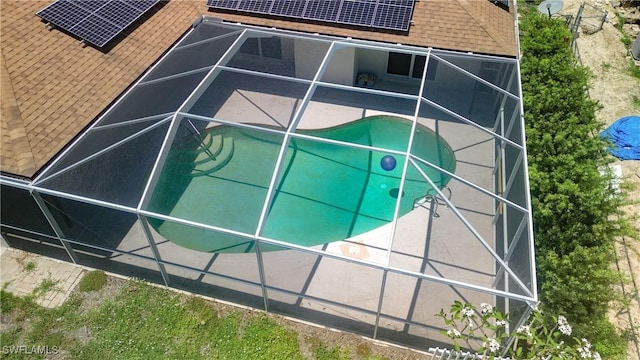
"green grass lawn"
0,274,396,360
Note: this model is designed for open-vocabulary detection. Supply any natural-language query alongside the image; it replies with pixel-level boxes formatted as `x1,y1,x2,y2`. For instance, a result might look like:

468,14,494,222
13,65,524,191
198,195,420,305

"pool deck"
104,80,499,346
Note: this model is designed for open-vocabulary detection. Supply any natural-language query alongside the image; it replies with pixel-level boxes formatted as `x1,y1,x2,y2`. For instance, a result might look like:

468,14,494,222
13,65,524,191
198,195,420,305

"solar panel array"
206,0,416,32
36,0,160,47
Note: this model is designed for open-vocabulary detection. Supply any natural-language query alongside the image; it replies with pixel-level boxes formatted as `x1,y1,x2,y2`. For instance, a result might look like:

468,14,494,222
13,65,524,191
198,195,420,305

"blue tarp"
601,115,640,160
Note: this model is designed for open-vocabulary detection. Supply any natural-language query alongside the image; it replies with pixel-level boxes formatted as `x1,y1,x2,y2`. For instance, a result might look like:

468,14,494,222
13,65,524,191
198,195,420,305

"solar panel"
270,1,306,17
238,0,274,13
206,0,241,10
338,1,376,27
96,1,143,28
128,0,163,12
36,0,161,48
373,2,414,31
74,1,109,12
37,1,91,29
303,1,341,22
72,14,123,47
206,0,416,32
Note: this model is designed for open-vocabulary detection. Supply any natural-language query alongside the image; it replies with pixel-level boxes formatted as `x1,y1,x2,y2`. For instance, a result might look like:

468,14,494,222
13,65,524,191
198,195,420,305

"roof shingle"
0,0,516,178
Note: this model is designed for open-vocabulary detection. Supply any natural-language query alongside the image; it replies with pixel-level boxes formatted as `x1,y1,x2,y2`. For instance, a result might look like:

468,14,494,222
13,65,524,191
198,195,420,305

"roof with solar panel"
206,0,416,32
36,0,161,47
1,0,516,178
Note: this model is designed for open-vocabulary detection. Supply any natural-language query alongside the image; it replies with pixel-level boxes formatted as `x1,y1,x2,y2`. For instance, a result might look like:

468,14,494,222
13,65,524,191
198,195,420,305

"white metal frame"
0,16,537,349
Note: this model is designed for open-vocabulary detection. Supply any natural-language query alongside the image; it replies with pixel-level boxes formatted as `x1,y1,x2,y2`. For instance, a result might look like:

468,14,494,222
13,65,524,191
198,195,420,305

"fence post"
571,2,584,35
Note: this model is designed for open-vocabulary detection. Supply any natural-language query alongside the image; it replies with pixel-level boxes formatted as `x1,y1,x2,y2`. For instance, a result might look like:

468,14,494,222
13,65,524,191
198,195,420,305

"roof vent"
491,0,510,10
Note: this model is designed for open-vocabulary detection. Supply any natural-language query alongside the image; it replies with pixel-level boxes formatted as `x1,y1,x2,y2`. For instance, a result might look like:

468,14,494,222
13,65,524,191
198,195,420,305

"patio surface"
0,247,84,308
100,79,499,346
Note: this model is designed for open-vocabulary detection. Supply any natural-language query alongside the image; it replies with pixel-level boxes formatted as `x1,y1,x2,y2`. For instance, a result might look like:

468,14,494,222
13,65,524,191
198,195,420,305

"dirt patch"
282,318,426,360
72,276,127,315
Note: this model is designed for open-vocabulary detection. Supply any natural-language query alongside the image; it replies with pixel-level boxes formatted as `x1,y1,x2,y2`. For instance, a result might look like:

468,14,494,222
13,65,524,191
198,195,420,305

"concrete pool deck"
1,79,509,348
93,80,502,346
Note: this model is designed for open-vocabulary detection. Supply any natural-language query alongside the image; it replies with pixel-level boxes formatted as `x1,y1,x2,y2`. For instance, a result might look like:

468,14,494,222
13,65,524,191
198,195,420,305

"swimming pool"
147,115,456,253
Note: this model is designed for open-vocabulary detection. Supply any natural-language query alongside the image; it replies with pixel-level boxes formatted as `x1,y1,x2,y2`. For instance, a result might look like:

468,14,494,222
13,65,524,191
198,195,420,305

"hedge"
519,11,631,358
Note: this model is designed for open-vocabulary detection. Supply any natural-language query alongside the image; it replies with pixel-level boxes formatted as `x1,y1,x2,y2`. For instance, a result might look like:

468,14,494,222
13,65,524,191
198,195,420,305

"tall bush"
519,11,630,358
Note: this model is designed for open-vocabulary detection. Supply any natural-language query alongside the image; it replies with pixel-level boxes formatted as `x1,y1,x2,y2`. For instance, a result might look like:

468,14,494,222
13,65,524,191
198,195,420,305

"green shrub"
78,270,107,292
437,301,610,359
519,12,631,359
575,318,627,359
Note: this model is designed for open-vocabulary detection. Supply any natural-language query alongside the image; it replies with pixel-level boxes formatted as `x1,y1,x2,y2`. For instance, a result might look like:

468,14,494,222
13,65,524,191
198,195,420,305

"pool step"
193,134,224,165
191,137,234,177
175,132,213,152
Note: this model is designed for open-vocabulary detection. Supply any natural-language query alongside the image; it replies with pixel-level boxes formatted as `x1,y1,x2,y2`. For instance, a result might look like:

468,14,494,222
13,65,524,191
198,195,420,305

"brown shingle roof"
0,0,207,178
0,0,516,178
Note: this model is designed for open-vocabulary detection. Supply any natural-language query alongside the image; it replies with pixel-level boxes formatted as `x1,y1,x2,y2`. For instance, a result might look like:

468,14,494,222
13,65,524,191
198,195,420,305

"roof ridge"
455,0,515,55
1,50,37,176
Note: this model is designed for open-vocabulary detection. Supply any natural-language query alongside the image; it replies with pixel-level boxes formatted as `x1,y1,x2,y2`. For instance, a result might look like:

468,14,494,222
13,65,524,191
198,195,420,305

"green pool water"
147,115,456,253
